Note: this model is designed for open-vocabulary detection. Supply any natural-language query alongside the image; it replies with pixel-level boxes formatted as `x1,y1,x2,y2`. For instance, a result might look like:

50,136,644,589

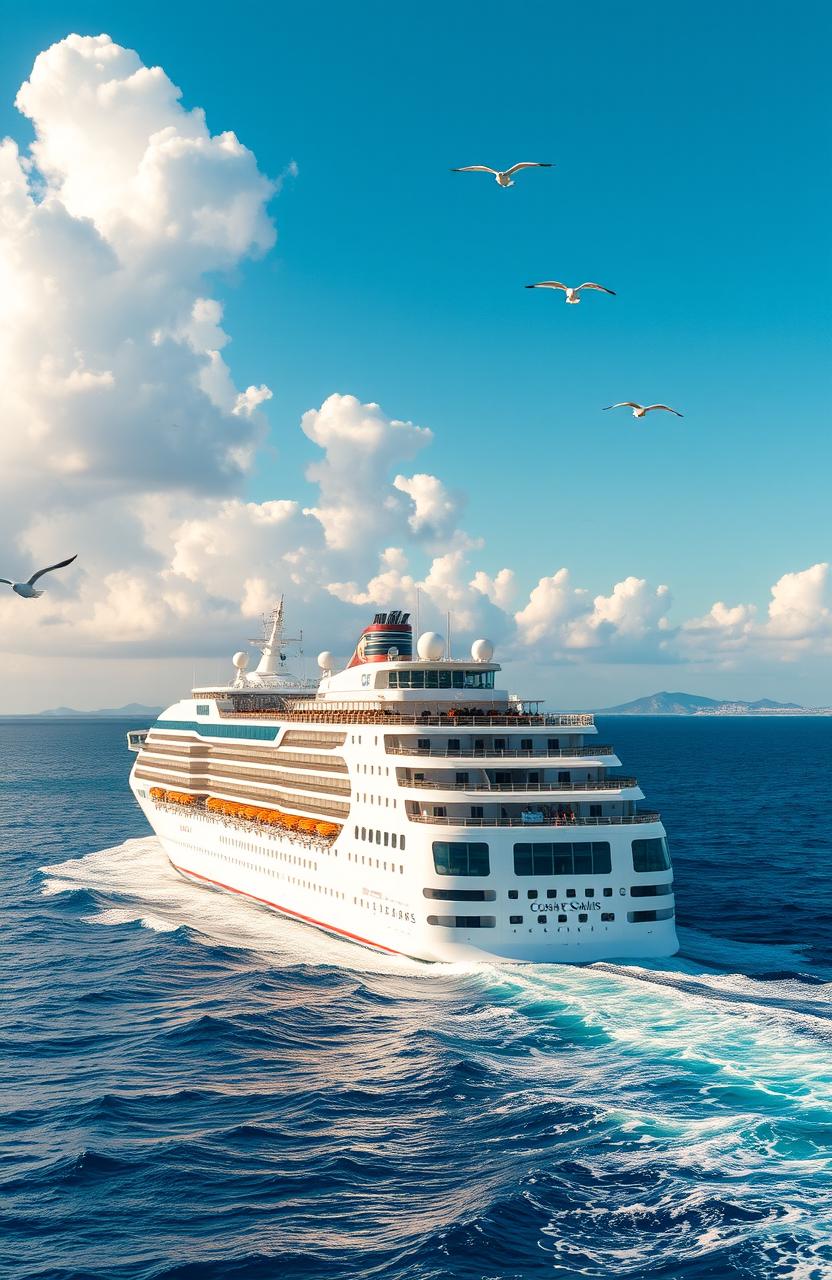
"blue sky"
0,1,830,709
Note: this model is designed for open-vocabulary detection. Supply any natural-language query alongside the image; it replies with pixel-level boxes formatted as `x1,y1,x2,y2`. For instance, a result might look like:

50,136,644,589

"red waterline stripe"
173,863,402,955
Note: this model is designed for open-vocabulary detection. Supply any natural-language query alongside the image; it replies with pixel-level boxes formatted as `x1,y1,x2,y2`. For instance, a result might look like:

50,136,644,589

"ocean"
1,716,830,1280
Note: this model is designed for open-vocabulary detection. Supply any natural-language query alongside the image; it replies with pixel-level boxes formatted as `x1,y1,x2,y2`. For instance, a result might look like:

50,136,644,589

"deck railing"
221,709,595,728
407,812,661,828
386,744,614,759
400,777,639,793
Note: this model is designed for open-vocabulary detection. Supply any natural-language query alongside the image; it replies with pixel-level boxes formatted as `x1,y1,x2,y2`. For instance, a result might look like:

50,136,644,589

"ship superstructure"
128,604,677,962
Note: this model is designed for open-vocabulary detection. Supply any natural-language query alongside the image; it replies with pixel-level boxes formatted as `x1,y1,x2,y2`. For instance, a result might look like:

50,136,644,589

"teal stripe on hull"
151,720,280,741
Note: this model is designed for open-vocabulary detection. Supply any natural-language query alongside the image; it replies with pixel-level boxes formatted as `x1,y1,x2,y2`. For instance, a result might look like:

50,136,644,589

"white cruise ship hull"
133,792,678,964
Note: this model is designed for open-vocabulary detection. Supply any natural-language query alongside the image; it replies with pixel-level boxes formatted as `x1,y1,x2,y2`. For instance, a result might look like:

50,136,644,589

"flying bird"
603,403,684,419
450,162,553,188
525,281,615,304
0,554,78,598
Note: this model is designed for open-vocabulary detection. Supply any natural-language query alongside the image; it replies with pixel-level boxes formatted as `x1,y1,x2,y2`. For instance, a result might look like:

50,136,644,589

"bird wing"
577,282,616,295
27,553,78,586
603,402,641,411
645,404,683,416
525,281,567,291
450,166,498,175
504,162,553,176
0,578,13,585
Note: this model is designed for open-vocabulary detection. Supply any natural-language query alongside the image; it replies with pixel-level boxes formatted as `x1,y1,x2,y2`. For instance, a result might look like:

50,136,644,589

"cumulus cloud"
0,32,829,703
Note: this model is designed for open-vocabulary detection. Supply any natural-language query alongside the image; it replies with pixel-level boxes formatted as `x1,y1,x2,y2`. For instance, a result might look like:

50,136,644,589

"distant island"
594,691,829,716
27,703,162,719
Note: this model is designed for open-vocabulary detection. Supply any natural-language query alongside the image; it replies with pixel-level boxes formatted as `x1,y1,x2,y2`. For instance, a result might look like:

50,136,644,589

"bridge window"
432,841,490,877
513,842,612,876
632,837,671,872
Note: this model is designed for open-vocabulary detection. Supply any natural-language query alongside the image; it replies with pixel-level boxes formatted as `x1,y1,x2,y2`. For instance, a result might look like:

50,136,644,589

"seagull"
450,162,553,188
525,281,615,304
0,554,78,598
603,402,684,419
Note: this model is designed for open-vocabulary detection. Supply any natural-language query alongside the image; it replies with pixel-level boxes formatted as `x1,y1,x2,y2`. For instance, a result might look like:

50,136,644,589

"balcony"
224,707,595,728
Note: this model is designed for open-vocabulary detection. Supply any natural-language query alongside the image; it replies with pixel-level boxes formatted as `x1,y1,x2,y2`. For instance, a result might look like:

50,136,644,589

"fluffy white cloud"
0,32,829,708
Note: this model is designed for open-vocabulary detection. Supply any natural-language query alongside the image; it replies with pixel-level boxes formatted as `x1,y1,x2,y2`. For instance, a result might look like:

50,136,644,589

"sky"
0,0,830,712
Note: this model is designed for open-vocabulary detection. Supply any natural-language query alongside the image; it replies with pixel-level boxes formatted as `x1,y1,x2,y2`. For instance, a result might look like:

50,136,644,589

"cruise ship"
128,603,677,962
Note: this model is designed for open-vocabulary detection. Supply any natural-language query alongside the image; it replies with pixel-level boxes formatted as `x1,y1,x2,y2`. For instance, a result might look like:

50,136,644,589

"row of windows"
511,912,618,925
389,670,495,689
359,793,398,808
432,909,675,928
514,842,612,877
346,851,405,874
185,839,346,900
431,840,672,878
354,825,406,850
219,833,320,871
511,886,611,900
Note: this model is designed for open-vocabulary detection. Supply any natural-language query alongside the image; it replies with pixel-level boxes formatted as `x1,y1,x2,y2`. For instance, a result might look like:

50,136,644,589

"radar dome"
471,638,494,662
417,631,445,661
232,651,249,670
317,651,335,672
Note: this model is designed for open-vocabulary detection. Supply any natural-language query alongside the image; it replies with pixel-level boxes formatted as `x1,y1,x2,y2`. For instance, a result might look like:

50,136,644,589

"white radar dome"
317,650,335,672
471,638,494,663
417,631,445,661
232,651,249,670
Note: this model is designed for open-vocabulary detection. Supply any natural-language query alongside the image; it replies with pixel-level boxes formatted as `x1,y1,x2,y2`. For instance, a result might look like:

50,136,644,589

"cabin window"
196,704,209,716
417,739,430,751
601,912,615,922
632,837,671,872
432,841,490,877
510,915,523,925
391,834,398,849
448,738,461,752
513,841,612,876
521,738,533,751
630,882,673,897
558,914,567,923
548,739,560,751
456,772,469,786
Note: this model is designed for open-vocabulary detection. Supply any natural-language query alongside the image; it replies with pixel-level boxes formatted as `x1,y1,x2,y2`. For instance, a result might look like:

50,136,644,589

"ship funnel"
347,610,412,667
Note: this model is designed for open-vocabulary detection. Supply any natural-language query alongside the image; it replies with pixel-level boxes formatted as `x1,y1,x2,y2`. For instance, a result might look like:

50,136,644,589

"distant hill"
596,691,804,715
33,703,161,718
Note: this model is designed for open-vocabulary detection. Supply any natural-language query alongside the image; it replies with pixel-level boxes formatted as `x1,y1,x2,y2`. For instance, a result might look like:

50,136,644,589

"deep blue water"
1,716,831,1280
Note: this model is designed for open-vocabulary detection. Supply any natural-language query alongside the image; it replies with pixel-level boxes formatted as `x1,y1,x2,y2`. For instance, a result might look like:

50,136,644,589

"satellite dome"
317,650,335,672
417,631,445,661
232,651,249,670
471,638,494,662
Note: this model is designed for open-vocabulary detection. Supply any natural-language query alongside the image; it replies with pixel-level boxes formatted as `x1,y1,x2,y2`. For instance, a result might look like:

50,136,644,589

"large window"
513,841,611,876
632,837,671,872
423,887,496,901
432,841,490,877
427,914,496,928
630,882,673,897
388,669,494,690
627,907,675,923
